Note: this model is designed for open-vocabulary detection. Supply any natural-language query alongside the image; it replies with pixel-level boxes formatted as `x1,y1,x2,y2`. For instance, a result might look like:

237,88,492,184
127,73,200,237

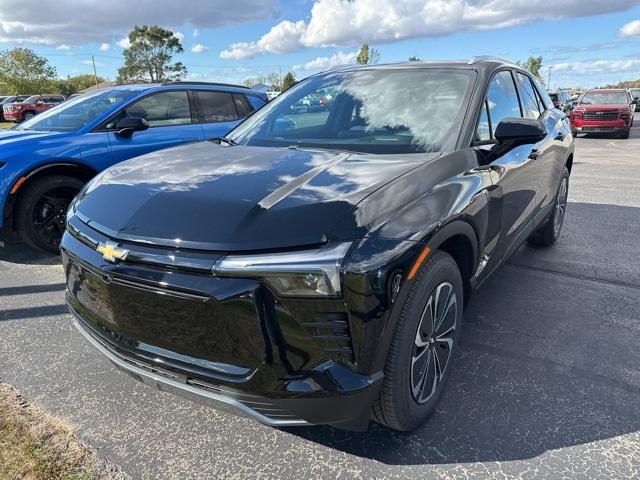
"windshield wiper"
210,136,237,146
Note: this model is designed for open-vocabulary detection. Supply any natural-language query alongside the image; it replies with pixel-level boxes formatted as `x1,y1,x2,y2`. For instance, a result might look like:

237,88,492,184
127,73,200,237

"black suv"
63,57,574,432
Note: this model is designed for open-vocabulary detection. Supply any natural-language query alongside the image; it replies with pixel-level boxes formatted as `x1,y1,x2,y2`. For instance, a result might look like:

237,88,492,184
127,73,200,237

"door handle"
528,148,541,160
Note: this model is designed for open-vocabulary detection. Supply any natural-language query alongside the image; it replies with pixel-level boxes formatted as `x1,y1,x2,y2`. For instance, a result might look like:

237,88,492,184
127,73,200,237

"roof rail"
468,55,514,65
162,81,249,89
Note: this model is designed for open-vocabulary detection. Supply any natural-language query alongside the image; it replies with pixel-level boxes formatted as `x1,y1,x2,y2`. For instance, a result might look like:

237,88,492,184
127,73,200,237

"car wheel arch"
7,161,98,224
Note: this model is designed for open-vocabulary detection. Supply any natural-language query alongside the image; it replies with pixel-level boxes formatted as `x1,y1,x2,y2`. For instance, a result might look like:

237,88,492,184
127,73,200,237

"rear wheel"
15,175,85,253
528,167,569,247
373,250,463,431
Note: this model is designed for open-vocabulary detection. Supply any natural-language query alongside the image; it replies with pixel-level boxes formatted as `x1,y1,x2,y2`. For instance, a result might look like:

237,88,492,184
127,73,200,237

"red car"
2,94,65,122
570,89,633,139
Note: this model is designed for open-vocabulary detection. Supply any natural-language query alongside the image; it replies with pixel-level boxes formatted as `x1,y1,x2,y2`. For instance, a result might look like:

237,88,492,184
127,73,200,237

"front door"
106,90,204,165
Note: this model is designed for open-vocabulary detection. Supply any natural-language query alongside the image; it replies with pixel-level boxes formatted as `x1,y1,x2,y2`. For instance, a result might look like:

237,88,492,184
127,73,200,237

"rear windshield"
229,68,475,154
580,91,628,105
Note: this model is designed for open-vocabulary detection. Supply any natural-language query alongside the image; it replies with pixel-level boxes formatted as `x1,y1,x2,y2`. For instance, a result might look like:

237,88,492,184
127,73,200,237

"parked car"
0,95,30,121
629,88,640,111
0,82,268,252
2,94,66,122
63,58,574,432
570,88,634,138
549,91,572,114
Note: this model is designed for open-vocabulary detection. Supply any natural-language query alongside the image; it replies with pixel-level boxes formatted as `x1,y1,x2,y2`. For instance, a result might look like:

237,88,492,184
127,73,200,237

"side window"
475,100,491,142
531,77,552,111
515,72,541,119
487,71,522,131
233,94,253,118
124,91,192,127
196,91,238,122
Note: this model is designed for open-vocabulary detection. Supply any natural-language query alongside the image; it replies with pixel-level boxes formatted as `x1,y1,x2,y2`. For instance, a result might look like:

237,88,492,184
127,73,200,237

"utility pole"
547,66,552,88
91,55,99,89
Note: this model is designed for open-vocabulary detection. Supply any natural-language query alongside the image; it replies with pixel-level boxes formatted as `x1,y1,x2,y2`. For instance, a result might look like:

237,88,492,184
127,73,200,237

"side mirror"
115,117,149,138
494,117,547,144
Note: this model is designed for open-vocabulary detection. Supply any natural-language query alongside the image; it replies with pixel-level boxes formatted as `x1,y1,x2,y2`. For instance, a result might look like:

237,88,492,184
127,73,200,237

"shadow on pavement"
287,201,640,466
0,232,59,265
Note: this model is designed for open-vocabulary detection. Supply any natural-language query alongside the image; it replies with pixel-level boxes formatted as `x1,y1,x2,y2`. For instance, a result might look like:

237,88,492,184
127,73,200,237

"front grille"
583,111,619,121
304,312,355,365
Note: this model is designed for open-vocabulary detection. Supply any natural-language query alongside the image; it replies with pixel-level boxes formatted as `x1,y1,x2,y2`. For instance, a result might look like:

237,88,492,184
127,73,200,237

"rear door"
105,90,204,165
476,69,553,275
193,90,253,139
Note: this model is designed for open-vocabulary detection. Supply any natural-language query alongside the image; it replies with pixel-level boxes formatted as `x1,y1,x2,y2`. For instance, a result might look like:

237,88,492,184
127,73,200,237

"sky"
1,0,640,89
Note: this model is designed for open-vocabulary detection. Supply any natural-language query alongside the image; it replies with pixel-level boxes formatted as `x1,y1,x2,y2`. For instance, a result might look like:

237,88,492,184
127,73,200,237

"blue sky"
1,0,640,88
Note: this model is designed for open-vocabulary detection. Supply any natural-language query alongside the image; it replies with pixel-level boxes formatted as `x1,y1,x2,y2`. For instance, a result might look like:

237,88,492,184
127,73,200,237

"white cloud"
117,37,131,49
220,20,306,59
82,59,103,67
0,0,277,45
192,29,200,38
99,42,110,51
294,50,358,71
221,0,638,59
173,31,185,43
551,58,640,75
619,19,640,37
191,43,209,54
56,44,71,50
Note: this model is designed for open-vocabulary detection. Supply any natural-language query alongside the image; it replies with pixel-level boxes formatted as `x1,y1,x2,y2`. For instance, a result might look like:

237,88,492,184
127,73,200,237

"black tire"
22,111,35,121
373,250,463,431
15,175,85,253
620,129,630,139
527,167,569,247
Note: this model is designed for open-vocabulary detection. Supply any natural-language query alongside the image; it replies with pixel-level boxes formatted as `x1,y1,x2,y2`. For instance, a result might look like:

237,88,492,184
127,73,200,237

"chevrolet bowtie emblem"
96,241,129,263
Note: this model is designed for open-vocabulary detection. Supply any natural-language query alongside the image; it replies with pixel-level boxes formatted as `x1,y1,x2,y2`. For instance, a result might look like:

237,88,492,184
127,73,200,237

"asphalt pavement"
1,118,639,479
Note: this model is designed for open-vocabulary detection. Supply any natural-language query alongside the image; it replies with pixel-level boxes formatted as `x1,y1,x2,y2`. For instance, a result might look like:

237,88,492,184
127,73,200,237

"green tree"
55,74,107,96
408,56,420,61
117,25,187,83
356,44,380,65
520,56,544,82
0,48,57,94
280,72,297,91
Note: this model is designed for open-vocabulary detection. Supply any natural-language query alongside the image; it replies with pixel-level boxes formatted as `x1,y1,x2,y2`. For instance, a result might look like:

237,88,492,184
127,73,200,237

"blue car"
0,82,267,252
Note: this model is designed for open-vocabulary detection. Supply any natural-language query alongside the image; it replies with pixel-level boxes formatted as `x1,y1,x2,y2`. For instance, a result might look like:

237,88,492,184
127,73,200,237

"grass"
0,383,126,480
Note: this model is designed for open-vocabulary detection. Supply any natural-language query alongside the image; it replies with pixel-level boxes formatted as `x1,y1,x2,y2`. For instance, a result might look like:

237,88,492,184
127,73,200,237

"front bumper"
62,217,383,430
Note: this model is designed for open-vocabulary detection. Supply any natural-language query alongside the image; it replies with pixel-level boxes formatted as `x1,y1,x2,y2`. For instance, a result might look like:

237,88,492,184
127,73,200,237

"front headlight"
212,242,353,297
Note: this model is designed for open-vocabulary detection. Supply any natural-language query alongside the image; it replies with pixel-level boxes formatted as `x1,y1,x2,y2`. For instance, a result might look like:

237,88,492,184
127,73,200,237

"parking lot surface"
1,118,639,479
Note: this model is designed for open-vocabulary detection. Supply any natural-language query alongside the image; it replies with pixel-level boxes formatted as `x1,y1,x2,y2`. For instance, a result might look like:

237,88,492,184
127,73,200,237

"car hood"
0,129,66,147
75,142,435,251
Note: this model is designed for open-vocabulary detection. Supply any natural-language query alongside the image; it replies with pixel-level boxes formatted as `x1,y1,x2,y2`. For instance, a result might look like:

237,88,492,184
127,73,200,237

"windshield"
630,89,640,98
229,68,474,154
580,91,629,106
16,88,141,132
23,95,40,103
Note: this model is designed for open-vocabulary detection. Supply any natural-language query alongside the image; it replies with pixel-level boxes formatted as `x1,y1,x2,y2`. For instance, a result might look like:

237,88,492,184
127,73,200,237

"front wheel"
373,250,463,431
528,167,569,247
15,175,85,253
22,112,35,121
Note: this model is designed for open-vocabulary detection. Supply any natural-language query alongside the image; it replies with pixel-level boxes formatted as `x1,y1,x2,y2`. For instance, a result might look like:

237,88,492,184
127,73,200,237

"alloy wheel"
32,188,76,249
410,282,458,404
553,178,568,237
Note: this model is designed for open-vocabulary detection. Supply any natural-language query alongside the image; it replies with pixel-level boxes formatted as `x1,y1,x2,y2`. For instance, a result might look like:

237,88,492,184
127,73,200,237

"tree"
408,56,421,61
520,56,544,82
55,74,107,96
0,48,57,94
281,72,297,91
356,44,380,65
117,25,187,83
